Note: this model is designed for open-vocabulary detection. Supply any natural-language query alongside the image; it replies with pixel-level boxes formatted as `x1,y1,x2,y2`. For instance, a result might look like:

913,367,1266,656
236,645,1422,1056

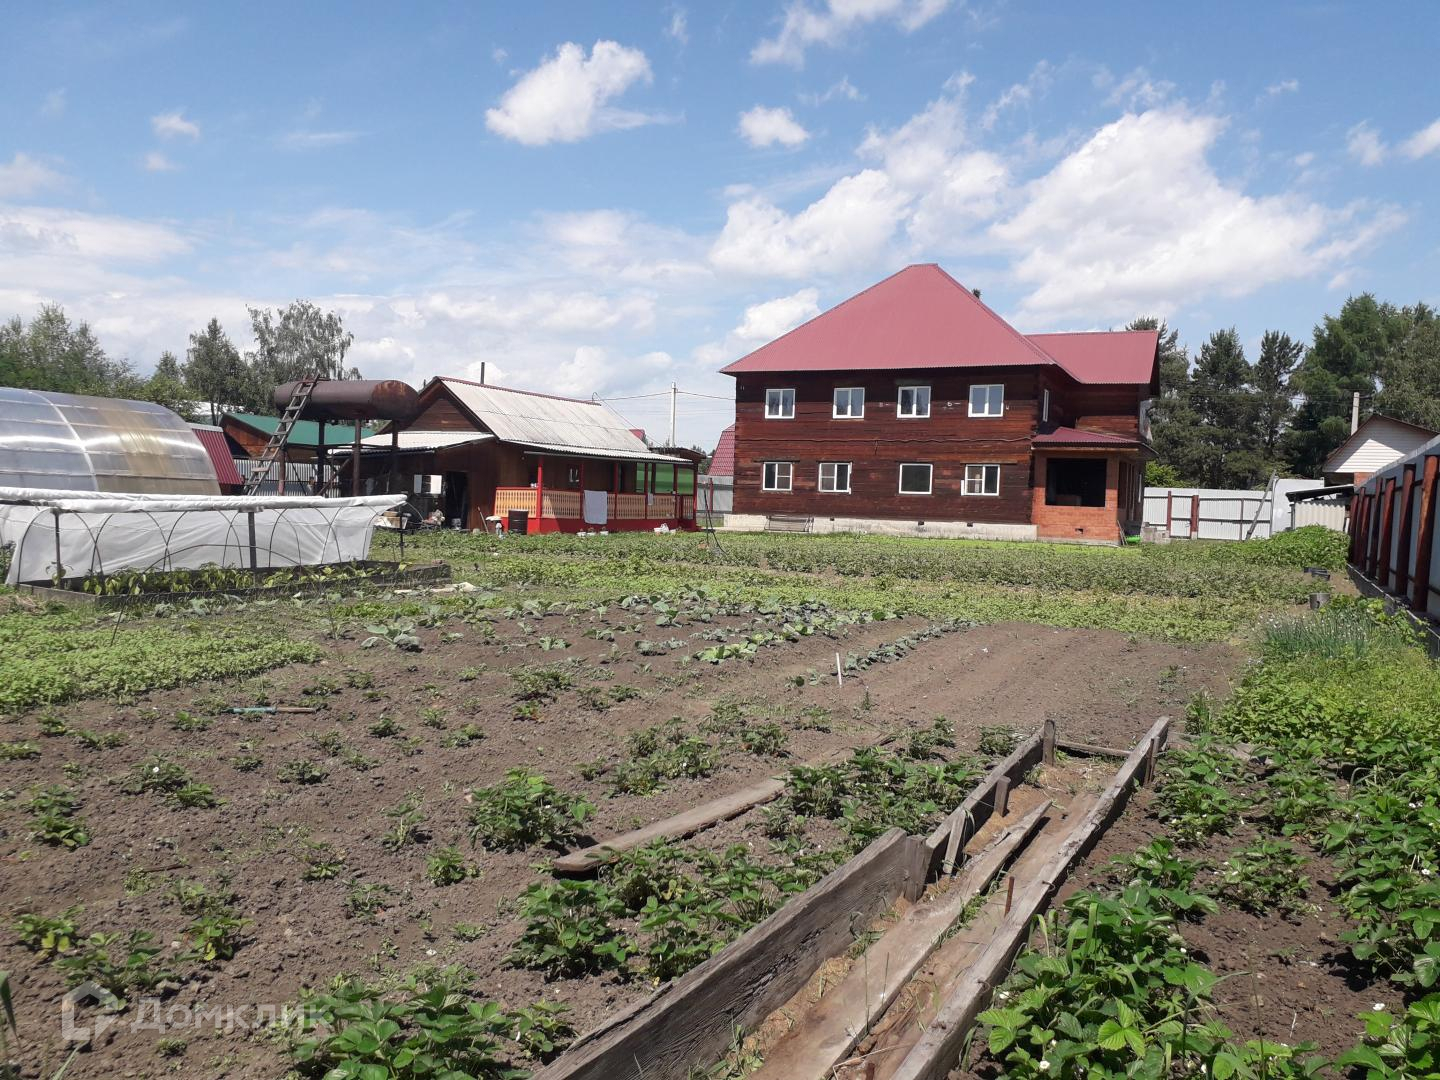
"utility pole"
669,382,677,446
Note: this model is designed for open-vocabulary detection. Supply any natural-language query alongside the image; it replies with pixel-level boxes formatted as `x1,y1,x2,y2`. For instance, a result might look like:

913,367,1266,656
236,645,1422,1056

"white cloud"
738,105,810,148
280,130,361,150
1347,122,1386,166
732,288,820,342
491,46,507,64
41,89,66,119
151,109,200,140
1264,78,1299,98
143,151,177,172
665,8,689,44
0,205,190,265
710,169,909,277
799,76,864,106
751,0,951,67
1293,151,1315,168
1400,117,1440,160
1094,67,1175,110
0,152,66,198
991,107,1399,322
980,61,1053,130
485,40,656,146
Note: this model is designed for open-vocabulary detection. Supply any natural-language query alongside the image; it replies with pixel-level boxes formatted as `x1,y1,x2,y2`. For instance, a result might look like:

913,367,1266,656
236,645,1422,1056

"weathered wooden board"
536,827,929,1080
553,777,786,875
887,716,1171,1080
751,800,1052,1080
925,729,1044,875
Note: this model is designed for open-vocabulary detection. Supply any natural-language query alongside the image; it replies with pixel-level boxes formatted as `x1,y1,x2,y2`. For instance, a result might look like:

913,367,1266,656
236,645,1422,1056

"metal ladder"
243,375,318,494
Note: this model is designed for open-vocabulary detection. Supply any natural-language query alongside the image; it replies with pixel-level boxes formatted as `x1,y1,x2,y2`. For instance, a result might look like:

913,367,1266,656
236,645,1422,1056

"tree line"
1136,293,1440,488
0,300,359,425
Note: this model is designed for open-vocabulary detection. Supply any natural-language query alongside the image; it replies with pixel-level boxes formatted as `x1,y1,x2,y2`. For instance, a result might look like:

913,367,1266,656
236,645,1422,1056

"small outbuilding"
340,377,699,533
1324,414,1439,486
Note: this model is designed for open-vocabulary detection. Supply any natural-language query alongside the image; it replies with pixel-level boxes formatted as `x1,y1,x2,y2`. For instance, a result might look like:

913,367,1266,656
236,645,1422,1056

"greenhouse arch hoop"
0,488,405,585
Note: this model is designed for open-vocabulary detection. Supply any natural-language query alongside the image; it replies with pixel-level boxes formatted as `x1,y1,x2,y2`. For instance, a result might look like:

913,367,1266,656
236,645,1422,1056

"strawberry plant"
508,880,629,978
1218,840,1312,917
468,769,593,851
426,846,479,886
12,908,82,956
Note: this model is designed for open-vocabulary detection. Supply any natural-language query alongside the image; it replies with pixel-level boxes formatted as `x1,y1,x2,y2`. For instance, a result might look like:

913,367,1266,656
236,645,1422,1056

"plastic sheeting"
0,386,220,494
0,489,405,584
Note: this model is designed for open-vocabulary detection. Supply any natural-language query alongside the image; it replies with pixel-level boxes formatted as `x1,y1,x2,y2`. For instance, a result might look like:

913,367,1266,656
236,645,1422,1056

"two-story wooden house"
721,264,1159,543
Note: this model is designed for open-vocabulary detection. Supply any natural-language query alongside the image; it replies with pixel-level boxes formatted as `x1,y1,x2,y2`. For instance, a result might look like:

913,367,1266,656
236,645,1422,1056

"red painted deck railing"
492,488,694,523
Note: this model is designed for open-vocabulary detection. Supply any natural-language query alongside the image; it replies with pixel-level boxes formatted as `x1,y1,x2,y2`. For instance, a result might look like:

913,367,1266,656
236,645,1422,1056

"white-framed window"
1042,388,1050,423
898,463,933,495
819,462,851,493
964,464,1001,496
897,385,931,418
832,387,865,419
969,383,1004,417
765,388,795,419
762,461,793,491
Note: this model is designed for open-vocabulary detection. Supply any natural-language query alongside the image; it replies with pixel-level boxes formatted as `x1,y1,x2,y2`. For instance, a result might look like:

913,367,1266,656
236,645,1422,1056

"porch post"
1411,455,1438,614
535,457,544,524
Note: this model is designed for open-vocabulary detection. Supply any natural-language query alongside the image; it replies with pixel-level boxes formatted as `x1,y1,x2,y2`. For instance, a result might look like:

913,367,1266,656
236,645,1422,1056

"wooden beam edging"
926,730,1045,877
553,777,786,876
535,827,929,1080
554,734,906,877
749,800,1052,1080
888,716,1171,1080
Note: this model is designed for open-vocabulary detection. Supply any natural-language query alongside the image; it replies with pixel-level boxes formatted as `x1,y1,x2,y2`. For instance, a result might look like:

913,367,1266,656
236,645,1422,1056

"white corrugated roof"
358,430,495,452
440,379,649,454
513,442,691,464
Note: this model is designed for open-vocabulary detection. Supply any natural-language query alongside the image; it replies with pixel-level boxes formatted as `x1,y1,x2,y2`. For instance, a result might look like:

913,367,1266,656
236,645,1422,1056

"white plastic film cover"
0,490,404,584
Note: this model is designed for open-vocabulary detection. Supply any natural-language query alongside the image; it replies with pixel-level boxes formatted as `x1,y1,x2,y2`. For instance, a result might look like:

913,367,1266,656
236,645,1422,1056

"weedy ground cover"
379,527,1328,642
977,597,1440,1079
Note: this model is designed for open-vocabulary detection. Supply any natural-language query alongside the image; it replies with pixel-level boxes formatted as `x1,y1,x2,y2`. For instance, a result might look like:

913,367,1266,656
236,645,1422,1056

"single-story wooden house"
339,377,701,533
1323,413,1439,486
720,264,1159,543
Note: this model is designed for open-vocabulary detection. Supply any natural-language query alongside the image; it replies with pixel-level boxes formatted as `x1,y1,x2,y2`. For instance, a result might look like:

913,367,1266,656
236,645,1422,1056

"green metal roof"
225,412,384,449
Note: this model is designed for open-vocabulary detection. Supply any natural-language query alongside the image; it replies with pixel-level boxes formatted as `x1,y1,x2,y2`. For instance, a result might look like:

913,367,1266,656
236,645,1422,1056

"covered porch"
1031,427,1150,543
492,448,701,534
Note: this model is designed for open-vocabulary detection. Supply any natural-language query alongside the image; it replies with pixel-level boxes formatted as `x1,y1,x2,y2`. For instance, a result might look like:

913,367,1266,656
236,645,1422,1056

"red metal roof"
192,427,244,486
721,264,1058,375
707,424,735,476
720,265,1157,387
1026,331,1159,387
1033,425,1142,447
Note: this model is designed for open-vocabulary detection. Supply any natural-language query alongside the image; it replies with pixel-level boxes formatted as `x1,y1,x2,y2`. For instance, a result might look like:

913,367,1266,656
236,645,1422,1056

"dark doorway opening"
1046,457,1107,507
443,471,470,526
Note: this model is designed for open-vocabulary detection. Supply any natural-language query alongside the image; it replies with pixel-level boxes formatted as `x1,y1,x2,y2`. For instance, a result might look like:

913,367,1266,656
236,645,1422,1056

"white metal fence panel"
1292,498,1348,531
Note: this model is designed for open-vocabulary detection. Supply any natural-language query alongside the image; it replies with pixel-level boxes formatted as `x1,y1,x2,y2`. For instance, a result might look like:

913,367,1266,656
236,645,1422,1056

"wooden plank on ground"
857,796,1094,1080
553,777,785,875
926,730,1044,876
1055,738,1128,759
886,716,1171,1080
750,800,1052,1080
536,827,929,1080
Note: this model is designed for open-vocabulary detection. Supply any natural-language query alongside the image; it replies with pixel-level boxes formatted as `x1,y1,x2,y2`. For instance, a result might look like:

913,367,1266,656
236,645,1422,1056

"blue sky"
2,1,1437,448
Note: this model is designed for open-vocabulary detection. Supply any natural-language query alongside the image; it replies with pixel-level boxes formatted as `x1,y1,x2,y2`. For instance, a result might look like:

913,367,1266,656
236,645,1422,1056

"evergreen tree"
1252,330,1303,461
182,318,246,424
1374,310,1440,430
1285,294,1413,477
1126,316,1186,396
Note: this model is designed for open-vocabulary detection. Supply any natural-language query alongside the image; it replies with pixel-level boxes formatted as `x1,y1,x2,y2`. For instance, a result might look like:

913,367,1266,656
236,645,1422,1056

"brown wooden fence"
1350,434,1440,621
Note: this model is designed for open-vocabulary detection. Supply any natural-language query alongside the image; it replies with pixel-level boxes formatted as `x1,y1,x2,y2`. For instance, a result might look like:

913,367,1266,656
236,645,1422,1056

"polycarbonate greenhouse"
0,385,220,494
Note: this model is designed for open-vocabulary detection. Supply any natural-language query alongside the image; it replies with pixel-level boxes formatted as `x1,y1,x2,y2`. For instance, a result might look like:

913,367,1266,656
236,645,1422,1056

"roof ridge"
723,265,936,373
1027,329,1160,338
438,376,602,407
930,267,1059,368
